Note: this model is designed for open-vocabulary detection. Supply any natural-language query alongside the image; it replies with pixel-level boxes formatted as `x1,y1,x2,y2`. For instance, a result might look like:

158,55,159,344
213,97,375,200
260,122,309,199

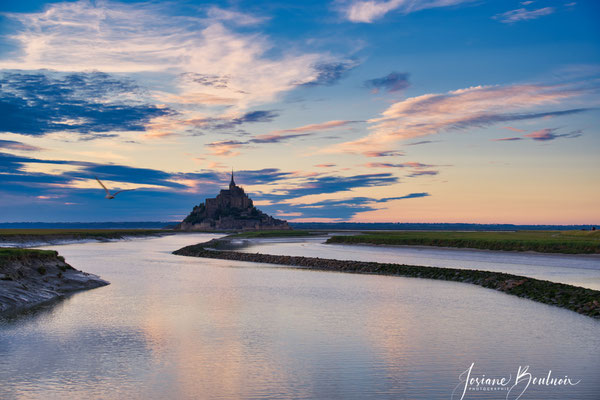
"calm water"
0,234,599,399
239,237,600,290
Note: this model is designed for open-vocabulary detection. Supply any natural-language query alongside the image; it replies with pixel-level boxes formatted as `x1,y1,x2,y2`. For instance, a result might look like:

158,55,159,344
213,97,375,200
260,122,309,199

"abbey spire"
229,170,235,189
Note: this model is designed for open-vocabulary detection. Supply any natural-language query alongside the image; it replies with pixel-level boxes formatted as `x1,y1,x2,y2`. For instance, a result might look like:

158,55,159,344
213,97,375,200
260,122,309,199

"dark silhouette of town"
177,172,290,231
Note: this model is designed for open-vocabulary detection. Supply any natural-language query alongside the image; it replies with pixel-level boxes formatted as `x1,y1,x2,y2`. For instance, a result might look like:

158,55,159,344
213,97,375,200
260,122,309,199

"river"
1,234,599,399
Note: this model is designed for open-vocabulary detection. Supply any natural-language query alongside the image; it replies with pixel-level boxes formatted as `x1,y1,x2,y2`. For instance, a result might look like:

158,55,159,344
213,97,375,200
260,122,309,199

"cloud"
315,164,337,168
205,140,247,157
205,7,267,26
364,72,410,93
205,120,354,155
301,61,357,86
364,161,432,168
493,7,554,23
250,133,311,144
0,139,42,151
270,120,361,135
204,119,362,154
503,126,526,133
257,173,398,201
405,140,440,146
0,71,171,137
194,110,279,133
406,170,438,177
268,192,429,220
339,0,473,23
364,150,404,157
493,127,583,142
325,83,591,155
493,137,523,141
0,0,346,112
523,128,582,141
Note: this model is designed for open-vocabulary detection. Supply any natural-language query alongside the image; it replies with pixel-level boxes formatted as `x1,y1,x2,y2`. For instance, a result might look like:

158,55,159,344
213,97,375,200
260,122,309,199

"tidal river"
1,234,599,399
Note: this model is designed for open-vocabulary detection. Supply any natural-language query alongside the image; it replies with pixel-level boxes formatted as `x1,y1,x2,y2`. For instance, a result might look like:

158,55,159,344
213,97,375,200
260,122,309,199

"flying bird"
95,177,136,199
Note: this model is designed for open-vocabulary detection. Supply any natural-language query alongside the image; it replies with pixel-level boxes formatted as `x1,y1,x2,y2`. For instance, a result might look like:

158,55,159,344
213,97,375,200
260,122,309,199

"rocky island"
176,172,290,231
0,248,108,315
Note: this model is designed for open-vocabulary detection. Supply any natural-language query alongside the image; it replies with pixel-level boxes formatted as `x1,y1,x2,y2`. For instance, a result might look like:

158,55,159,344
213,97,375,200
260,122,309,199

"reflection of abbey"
176,172,290,231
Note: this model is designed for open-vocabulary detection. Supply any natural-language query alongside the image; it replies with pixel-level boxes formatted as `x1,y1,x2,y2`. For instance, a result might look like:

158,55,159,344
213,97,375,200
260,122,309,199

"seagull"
95,177,136,199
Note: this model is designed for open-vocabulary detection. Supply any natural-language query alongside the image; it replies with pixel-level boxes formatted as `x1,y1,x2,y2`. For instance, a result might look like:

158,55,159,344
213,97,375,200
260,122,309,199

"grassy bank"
174,239,600,318
326,230,600,254
0,228,172,244
0,248,61,266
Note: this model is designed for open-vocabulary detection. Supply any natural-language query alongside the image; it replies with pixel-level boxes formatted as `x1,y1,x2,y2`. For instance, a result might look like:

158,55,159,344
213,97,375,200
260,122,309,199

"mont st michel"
176,172,290,231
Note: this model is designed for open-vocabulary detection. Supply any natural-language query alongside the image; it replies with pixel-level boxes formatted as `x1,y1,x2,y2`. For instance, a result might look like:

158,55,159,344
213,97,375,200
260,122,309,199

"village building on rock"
176,172,290,231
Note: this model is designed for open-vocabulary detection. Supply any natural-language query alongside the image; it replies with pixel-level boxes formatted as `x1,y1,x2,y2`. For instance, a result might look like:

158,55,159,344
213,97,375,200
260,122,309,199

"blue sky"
0,0,598,223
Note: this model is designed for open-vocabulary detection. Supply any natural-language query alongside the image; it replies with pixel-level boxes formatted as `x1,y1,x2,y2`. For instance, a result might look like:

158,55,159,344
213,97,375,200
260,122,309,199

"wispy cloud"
338,0,473,23
301,61,358,86
205,140,247,157
493,127,583,142
0,71,171,137
1,0,345,112
270,192,430,220
492,137,523,141
325,82,591,155
364,161,432,168
364,72,410,93
0,139,42,151
203,119,359,156
270,120,361,135
405,140,440,146
406,170,438,177
503,126,526,133
315,164,337,168
364,150,404,157
524,128,583,141
493,7,554,23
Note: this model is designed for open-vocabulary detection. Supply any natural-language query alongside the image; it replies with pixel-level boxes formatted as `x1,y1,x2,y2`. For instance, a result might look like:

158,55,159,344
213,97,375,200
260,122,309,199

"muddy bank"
174,239,600,319
0,249,109,315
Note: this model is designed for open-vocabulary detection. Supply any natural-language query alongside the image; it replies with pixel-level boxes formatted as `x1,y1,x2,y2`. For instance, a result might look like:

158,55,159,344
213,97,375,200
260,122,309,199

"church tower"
229,170,236,190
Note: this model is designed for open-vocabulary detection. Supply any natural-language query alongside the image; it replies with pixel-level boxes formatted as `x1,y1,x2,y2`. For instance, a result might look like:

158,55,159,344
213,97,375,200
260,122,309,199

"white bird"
95,177,136,199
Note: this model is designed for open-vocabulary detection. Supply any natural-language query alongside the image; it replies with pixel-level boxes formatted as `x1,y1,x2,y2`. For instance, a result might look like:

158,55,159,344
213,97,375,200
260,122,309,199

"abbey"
176,172,290,231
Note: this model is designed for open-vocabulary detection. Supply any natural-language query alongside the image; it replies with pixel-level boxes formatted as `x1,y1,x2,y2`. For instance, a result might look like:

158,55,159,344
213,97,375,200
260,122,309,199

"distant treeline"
289,222,598,231
0,222,172,229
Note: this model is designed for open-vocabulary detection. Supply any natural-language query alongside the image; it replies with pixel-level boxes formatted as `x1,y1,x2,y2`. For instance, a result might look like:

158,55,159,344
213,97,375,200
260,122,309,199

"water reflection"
240,237,600,290
0,234,598,399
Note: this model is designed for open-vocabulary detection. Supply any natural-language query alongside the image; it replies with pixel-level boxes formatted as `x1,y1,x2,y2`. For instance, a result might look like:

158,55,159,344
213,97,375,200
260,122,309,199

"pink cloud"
324,82,587,156
493,137,523,141
503,126,526,133
269,120,359,135
314,163,336,168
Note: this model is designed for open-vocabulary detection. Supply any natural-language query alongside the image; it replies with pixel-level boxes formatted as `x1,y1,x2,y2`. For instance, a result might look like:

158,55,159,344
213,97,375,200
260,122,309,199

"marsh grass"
326,230,600,254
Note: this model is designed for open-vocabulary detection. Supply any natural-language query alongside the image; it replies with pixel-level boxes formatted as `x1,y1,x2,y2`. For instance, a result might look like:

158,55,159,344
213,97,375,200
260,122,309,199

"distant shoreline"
0,229,174,248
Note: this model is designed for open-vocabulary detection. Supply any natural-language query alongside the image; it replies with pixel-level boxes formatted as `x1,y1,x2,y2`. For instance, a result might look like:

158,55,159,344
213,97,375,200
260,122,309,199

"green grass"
0,248,60,268
326,230,600,254
226,230,316,239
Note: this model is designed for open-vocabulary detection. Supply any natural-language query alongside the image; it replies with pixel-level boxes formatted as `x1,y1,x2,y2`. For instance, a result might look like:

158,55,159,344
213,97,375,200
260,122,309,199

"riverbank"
0,228,174,247
174,239,600,318
0,248,109,315
326,230,600,254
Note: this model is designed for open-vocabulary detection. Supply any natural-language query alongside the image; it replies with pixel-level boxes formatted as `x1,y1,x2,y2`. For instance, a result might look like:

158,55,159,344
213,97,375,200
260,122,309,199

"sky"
0,0,598,224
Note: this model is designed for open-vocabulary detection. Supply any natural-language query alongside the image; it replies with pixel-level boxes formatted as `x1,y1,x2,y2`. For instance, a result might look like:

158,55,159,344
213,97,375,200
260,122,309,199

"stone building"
176,172,290,231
